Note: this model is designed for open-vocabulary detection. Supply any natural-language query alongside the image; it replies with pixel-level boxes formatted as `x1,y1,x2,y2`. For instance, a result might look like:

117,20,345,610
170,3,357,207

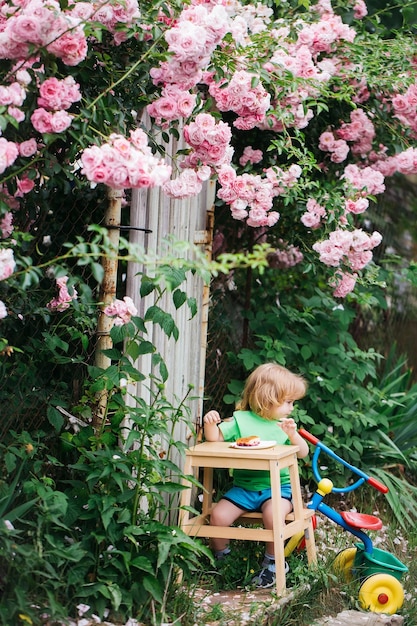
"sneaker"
214,548,231,561
252,566,275,588
252,561,289,589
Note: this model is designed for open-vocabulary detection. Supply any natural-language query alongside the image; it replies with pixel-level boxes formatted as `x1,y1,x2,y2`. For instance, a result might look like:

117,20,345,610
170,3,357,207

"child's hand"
203,410,221,425
278,417,297,437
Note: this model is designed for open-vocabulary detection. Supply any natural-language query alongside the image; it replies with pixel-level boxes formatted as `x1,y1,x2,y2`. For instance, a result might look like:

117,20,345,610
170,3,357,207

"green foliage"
0,272,215,625
224,282,384,464
216,266,417,524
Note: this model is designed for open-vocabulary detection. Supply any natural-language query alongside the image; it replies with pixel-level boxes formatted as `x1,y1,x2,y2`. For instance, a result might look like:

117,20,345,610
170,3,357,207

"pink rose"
47,31,88,67
104,296,137,326
31,108,53,133
19,138,38,157
16,176,35,196
0,248,16,281
0,138,19,174
332,272,358,298
47,276,78,312
7,106,25,122
0,212,13,239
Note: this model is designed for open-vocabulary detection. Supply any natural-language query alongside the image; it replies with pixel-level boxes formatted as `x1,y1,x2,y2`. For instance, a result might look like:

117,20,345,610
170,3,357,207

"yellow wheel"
359,573,404,614
333,547,357,582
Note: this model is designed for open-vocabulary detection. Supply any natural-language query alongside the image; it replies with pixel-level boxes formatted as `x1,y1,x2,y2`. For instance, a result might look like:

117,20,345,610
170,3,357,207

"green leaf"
301,345,312,360
143,575,163,603
91,262,104,283
137,340,155,355
130,556,154,574
140,277,156,297
47,406,65,432
157,540,171,568
4,452,17,473
106,583,122,612
152,481,187,493
145,305,179,339
172,289,187,309
187,296,198,318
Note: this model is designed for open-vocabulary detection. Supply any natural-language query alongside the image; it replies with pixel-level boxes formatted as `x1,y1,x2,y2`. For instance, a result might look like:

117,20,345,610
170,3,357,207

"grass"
172,492,417,626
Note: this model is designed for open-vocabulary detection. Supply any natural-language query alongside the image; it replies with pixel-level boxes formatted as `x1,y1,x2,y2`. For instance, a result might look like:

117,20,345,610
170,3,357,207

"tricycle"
285,428,408,614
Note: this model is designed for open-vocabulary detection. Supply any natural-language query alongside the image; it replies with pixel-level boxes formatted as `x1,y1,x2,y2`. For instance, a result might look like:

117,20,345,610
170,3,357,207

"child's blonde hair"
236,363,307,420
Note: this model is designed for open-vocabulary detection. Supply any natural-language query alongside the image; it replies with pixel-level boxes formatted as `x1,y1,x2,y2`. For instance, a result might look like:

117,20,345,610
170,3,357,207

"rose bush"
0,0,416,327
0,0,417,621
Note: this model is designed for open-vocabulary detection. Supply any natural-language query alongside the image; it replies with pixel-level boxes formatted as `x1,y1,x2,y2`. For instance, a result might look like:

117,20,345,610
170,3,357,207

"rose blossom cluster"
370,147,417,178
47,276,78,312
239,146,263,167
0,0,88,66
103,296,138,326
301,198,327,229
72,0,141,45
147,85,197,126
213,162,302,227
182,113,233,169
217,165,279,227
0,247,15,281
313,228,382,270
31,76,81,134
81,129,172,190
296,11,356,55
0,185,19,240
149,4,229,93
208,69,271,130
264,164,302,196
0,0,142,64
313,228,382,296
319,109,376,164
342,164,385,196
163,166,211,199
0,80,26,123
319,131,349,163
392,81,417,138
336,109,376,157
330,271,359,299
353,0,368,19
229,1,273,42
258,2,359,135
37,76,81,111
267,241,304,269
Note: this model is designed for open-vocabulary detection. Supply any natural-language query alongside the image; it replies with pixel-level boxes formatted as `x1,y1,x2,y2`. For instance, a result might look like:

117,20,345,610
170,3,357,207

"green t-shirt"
219,410,291,491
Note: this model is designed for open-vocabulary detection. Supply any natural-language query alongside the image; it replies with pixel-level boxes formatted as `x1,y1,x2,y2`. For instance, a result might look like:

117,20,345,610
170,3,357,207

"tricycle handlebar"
367,476,389,494
299,428,389,494
299,428,320,446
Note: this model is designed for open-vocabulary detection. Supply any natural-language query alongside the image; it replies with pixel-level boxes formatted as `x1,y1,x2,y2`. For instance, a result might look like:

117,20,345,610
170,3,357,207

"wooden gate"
125,118,215,457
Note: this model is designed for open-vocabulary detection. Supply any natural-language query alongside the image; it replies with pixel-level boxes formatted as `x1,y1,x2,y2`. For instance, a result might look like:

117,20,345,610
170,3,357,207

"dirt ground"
193,587,405,626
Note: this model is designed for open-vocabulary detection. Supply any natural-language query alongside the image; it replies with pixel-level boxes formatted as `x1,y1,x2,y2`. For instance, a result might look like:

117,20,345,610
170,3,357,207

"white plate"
230,440,276,450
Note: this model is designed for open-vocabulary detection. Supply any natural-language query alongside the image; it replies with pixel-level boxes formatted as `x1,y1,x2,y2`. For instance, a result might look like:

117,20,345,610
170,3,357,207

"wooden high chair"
178,441,317,594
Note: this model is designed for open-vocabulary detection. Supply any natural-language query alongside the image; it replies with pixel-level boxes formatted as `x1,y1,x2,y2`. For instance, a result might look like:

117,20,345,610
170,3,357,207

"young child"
203,362,309,588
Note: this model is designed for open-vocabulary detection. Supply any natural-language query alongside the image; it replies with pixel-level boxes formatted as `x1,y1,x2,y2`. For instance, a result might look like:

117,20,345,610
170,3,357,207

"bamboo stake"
93,187,123,429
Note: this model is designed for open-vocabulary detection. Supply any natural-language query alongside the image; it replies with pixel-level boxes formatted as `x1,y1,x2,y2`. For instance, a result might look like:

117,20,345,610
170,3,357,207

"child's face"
269,400,294,420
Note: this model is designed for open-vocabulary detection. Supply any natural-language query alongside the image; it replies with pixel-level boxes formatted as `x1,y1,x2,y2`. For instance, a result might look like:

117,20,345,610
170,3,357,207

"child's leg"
252,497,293,587
261,497,293,556
210,498,245,553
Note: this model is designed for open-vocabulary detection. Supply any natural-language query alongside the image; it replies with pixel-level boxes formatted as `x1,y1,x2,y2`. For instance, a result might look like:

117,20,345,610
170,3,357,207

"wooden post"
93,187,123,429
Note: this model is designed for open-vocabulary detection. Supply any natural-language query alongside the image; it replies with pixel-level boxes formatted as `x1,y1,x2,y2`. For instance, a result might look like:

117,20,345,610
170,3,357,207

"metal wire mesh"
0,186,109,438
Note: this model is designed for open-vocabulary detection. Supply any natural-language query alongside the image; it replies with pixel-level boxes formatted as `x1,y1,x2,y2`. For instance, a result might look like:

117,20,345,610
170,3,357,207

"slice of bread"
236,435,261,447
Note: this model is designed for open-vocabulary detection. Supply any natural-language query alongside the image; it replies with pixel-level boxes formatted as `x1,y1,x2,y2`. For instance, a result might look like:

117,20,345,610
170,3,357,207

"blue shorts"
222,484,292,512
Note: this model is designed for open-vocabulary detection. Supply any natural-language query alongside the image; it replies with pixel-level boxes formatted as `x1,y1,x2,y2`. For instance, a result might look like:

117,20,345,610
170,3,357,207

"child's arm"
279,418,309,458
203,410,224,442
